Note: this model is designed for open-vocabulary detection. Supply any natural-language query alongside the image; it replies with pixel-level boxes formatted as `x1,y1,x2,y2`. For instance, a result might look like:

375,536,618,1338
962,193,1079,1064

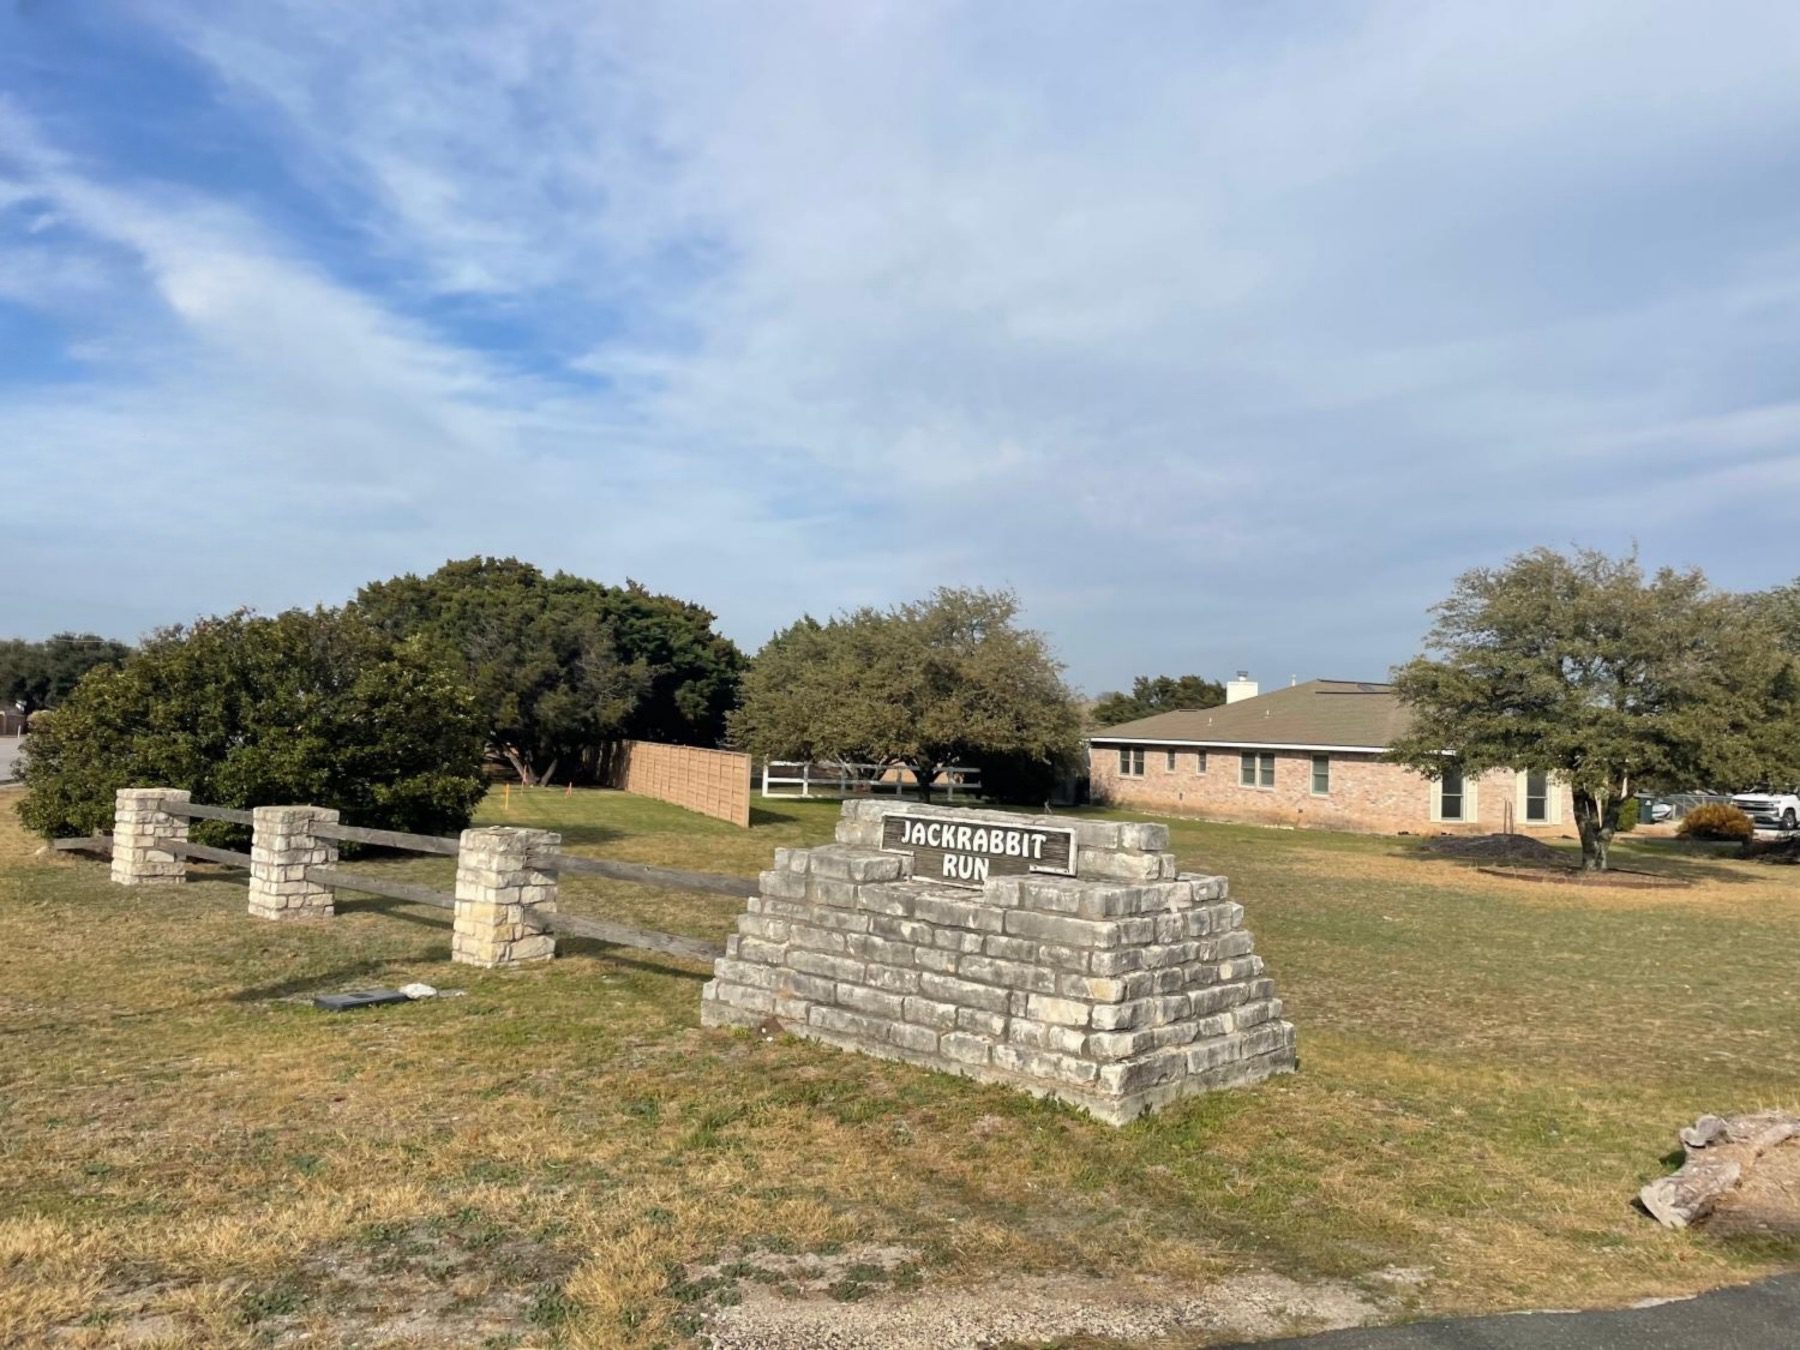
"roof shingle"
1087,680,1410,750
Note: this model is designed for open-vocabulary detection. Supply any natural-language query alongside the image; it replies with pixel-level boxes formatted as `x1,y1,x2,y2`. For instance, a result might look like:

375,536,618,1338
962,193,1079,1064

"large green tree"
18,609,488,840
1750,577,1800,654
354,558,745,784
1389,548,1797,870
1090,674,1225,727
0,633,132,713
730,587,1084,802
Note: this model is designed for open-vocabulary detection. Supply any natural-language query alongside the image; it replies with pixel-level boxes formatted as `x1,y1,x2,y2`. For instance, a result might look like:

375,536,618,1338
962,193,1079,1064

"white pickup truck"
1730,792,1800,831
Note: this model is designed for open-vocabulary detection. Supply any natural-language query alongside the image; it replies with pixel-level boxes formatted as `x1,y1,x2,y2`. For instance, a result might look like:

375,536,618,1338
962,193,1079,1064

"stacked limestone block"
110,787,191,886
248,805,340,920
701,800,1296,1125
452,826,560,968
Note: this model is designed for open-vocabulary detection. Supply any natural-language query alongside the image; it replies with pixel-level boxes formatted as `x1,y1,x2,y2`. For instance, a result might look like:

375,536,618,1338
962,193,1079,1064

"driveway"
1233,1274,1800,1349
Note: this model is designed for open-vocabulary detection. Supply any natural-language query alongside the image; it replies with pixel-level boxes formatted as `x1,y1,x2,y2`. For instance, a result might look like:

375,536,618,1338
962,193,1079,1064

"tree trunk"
534,758,560,788
1572,787,1629,870
1572,788,1611,870
501,744,534,787
913,760,940,804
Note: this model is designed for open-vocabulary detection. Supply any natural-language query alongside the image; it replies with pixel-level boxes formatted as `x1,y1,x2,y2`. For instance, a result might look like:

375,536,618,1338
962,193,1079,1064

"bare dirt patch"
698,1265,1402,1349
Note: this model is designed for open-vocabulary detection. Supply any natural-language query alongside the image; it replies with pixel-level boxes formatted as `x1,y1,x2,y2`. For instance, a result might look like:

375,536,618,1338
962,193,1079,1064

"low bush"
18,608,488,840
1677,802,1754,842
1616,796,1640,832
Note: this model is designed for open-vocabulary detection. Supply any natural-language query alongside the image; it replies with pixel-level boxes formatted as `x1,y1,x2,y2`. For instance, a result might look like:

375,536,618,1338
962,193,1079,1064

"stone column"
110,788,191,886
249,805,340,921
453,826,560,968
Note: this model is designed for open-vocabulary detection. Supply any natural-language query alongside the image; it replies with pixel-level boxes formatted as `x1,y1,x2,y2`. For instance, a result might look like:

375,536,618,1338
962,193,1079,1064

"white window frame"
1118,745,1146,777
1311,754,1331,796
1240,751,1276,790
1165,749,1178,772
1194,749,1207,775
1516,769,1561,825
1431,767,1477,823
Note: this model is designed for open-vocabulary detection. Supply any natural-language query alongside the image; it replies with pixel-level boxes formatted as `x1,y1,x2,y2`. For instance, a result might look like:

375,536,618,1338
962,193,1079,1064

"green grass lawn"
1,787,1796,1347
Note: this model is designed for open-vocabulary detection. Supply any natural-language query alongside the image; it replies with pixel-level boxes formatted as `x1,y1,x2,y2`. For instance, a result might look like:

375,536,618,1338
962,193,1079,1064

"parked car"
1730,791,1800,831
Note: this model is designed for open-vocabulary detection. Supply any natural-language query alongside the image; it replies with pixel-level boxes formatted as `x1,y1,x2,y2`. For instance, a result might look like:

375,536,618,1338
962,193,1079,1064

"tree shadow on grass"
1399,841,1762,888
551,935,714,980
750,800,833,828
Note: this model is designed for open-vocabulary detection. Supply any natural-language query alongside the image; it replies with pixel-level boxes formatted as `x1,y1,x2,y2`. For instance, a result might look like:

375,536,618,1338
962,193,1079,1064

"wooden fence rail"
162,801,254,826
167,839,252,868
54,789,732,966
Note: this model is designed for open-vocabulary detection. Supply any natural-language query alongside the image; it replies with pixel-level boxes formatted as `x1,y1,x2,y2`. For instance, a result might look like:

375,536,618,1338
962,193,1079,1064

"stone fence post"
111,788,191,887
453,826,560,968
249,806,340,921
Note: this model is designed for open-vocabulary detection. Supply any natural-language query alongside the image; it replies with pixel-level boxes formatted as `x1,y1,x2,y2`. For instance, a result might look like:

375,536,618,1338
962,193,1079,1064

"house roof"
1087,679,1410,751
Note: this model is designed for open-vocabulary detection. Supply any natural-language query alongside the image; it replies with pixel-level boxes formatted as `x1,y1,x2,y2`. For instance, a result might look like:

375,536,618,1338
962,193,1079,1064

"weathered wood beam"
549,853,757,898
160,801,255,825
304,866,456,910
311,822,461,856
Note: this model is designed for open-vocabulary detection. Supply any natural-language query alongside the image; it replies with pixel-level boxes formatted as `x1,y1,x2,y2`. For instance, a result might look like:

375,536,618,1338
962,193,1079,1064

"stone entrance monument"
701,799,1296,1124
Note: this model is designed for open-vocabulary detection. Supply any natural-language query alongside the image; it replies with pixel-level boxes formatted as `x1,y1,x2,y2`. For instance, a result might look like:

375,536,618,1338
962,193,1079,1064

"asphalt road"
1233,1274,1800,1349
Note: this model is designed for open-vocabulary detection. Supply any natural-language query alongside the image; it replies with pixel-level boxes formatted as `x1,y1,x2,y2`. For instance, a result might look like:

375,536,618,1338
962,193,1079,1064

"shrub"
1677,802,1754,842
18,609,488,840
1616,796,1640,833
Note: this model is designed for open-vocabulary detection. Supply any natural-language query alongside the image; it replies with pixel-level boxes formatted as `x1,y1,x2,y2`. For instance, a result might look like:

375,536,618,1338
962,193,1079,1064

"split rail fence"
53,787,744,967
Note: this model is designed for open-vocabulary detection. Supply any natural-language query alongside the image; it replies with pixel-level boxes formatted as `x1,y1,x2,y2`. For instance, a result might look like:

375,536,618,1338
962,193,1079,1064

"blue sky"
4,2,1800,694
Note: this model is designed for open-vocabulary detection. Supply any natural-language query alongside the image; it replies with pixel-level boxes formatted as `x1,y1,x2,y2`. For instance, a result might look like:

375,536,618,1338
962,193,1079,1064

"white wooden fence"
760,761,980,801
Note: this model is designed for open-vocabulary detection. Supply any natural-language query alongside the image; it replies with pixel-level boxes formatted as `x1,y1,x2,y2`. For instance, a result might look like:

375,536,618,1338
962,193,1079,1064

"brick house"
1087,676,1572,836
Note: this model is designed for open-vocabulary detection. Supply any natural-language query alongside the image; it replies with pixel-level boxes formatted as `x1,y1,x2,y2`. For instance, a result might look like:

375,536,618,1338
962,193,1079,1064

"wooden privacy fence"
53,787,742,967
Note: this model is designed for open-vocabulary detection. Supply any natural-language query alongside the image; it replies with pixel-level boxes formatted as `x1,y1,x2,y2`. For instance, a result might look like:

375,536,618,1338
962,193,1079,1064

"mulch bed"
1421,833,1568,866
1422,833,1694,888
1742,836,1800,865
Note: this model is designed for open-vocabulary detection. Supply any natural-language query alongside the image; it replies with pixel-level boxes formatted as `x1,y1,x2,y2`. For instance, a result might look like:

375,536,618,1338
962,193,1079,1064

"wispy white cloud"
4,2,1800,685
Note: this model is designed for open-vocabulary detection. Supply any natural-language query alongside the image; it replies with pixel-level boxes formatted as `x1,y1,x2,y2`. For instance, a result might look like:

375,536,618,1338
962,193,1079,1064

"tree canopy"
729,587,1084,801
354,558,745,783
1090,674,1225,727
1388,547,1798,870
18,609,488,840
0,633,132,713
1749,577,1800,655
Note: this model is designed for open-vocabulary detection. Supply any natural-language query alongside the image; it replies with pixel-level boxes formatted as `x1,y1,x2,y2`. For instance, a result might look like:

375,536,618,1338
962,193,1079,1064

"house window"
1311,754,1330,795
1118,746,1145,777
1194,750,1207,775
1165,750,1178,772
1525,770,1549,823
1439,765,1465,821
1240,751,1275,789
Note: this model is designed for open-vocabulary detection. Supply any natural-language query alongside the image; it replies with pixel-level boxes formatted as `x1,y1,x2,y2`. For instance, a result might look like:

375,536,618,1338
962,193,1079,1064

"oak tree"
355,558,745,784
731,588,1084,802
1090,674,1225,727
1389,548,1797,870
0,633,132,713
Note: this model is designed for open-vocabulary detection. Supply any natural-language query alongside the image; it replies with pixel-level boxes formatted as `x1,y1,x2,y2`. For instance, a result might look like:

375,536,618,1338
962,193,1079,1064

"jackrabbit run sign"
703,799,1298,1125
880,811,1075,887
